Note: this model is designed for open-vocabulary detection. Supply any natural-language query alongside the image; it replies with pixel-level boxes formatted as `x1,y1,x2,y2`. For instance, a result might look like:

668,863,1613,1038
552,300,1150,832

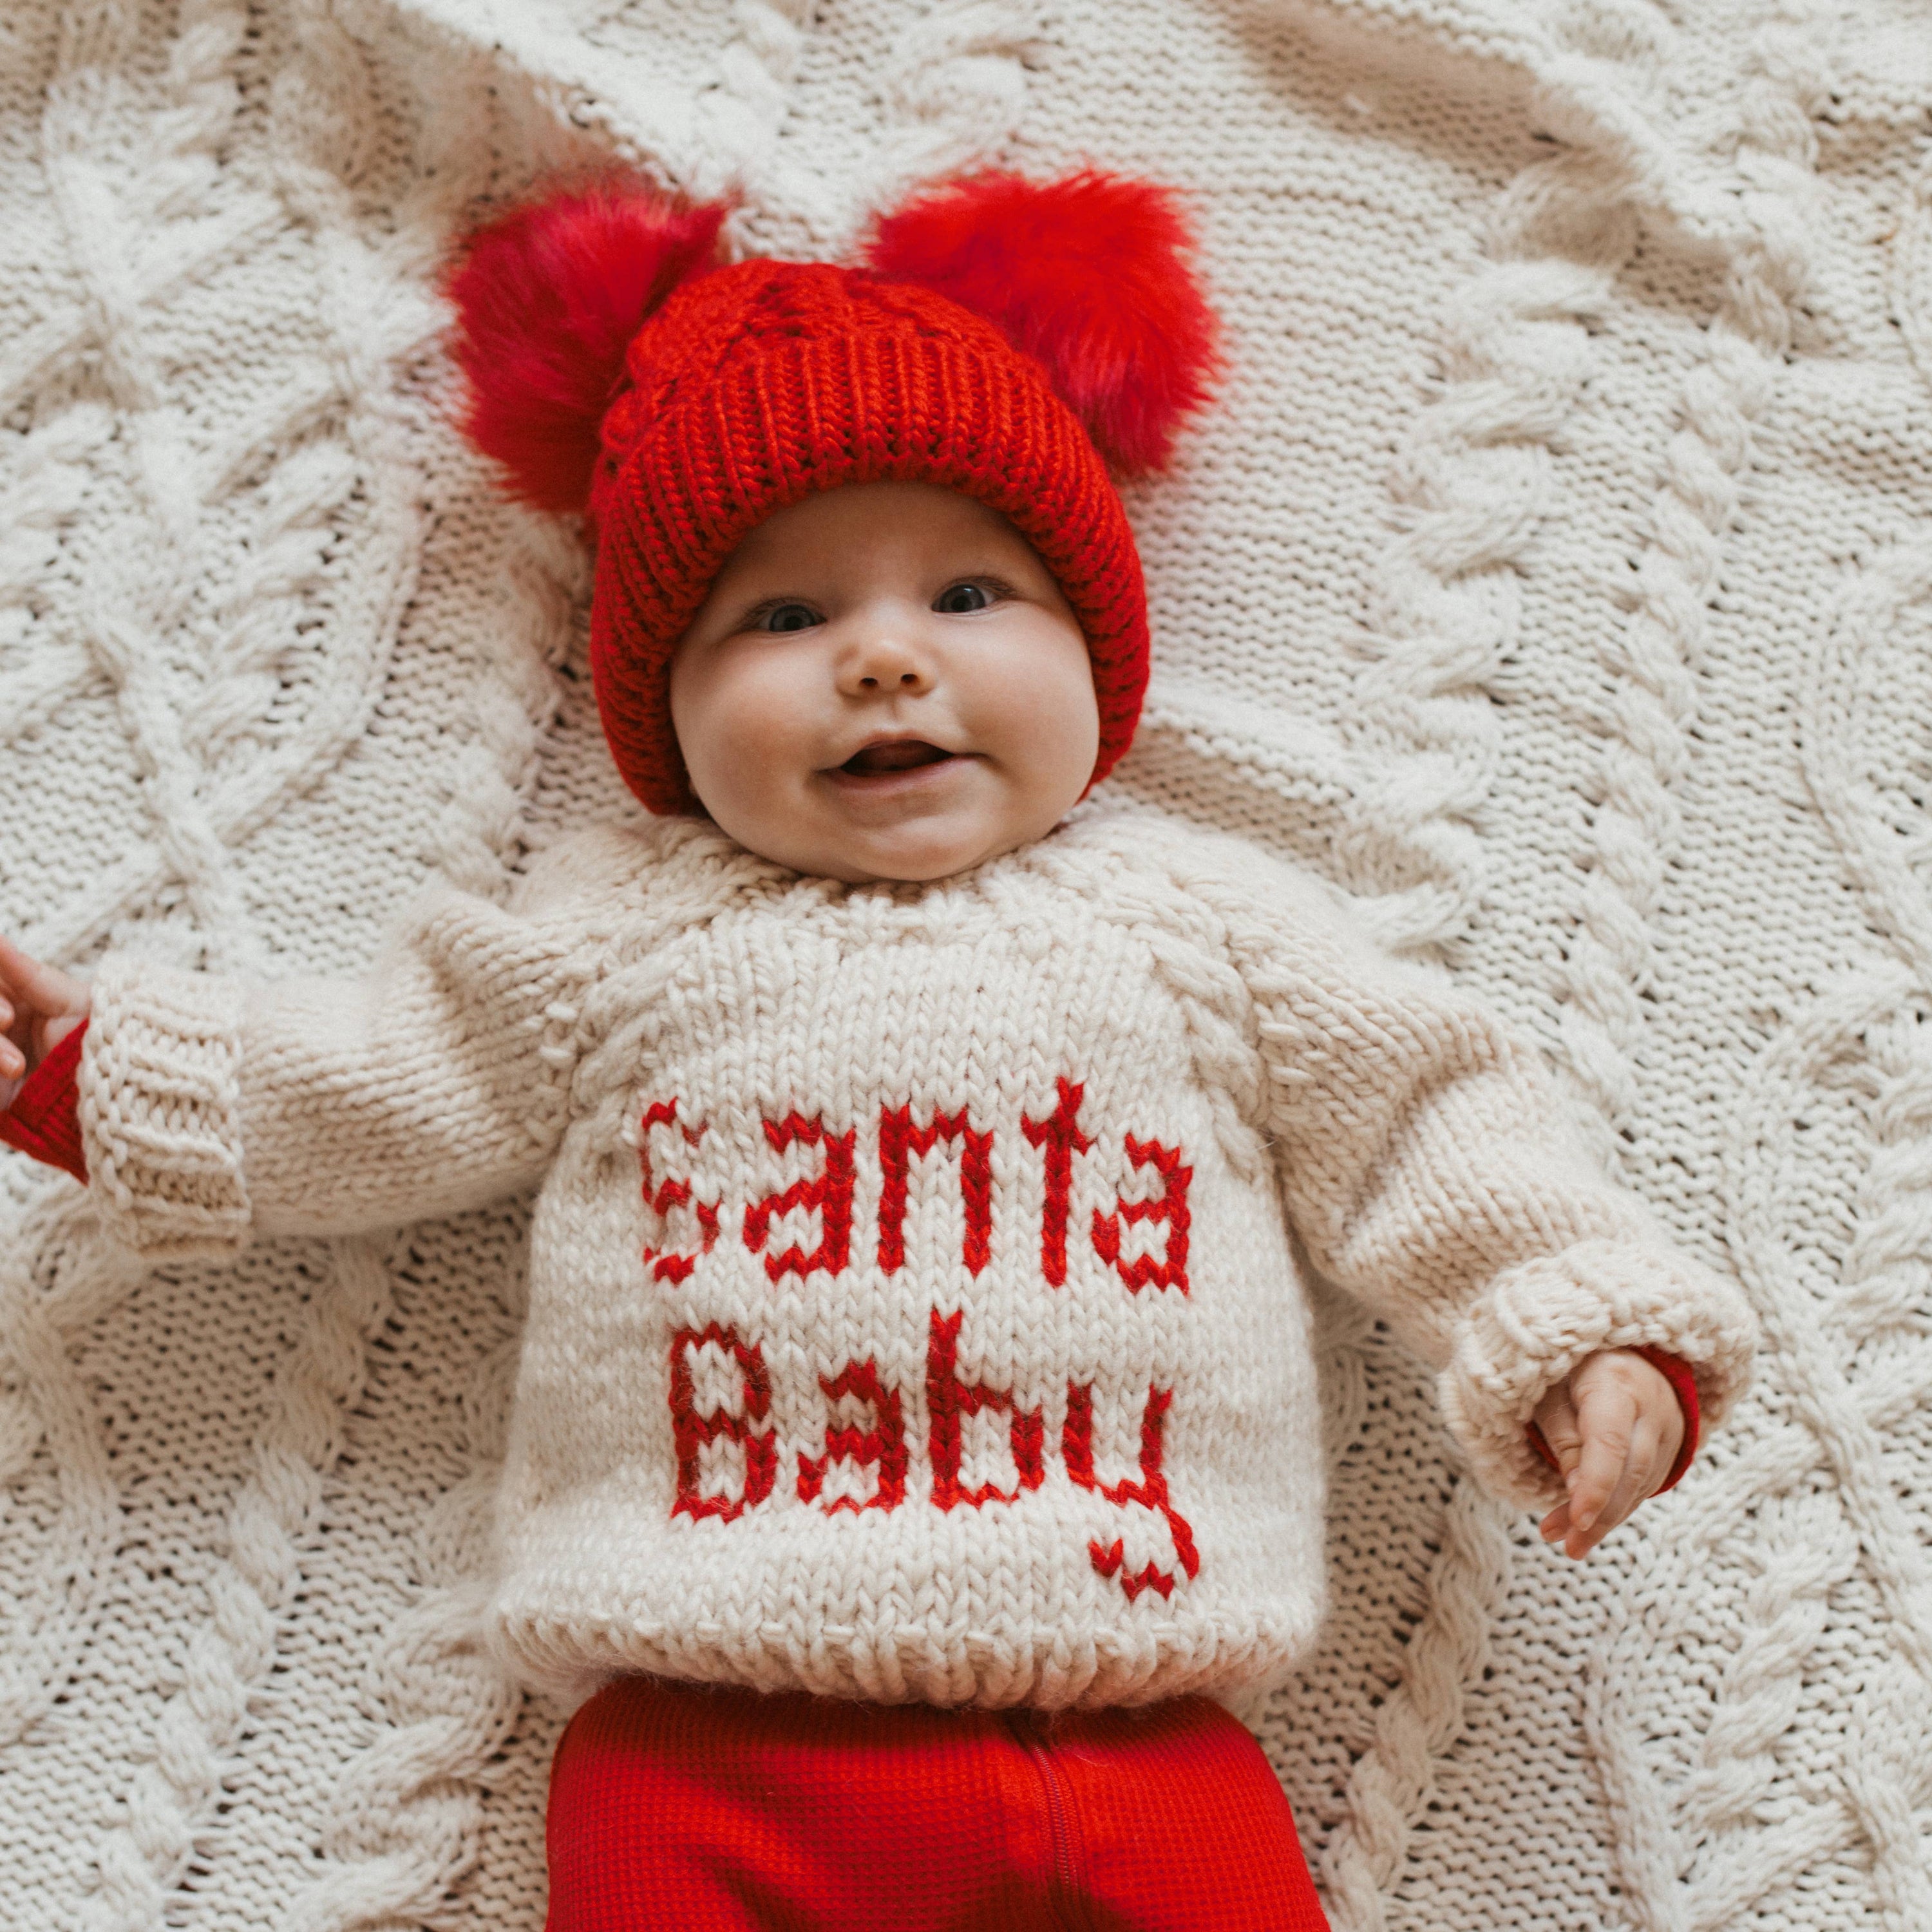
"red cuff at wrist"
0,1019,89,1184
1633,1346,1700,1494
1524,1347,1701,1495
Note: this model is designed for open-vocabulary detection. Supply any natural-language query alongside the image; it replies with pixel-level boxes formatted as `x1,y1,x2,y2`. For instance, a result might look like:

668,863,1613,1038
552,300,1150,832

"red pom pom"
866,171,1220,473
448,185,726,513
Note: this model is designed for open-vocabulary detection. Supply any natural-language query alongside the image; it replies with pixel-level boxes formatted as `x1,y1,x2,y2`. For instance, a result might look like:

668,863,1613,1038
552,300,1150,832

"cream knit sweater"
73,805,1755,1710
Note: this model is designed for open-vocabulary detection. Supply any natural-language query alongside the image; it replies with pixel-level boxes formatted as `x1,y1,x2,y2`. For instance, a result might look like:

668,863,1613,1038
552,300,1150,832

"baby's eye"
757,601,822,634
933,581,993,615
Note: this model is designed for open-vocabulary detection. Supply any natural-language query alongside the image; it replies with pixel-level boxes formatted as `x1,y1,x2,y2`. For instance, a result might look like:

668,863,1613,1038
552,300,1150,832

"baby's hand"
1533,1349,1685,1558
0,936,90,1112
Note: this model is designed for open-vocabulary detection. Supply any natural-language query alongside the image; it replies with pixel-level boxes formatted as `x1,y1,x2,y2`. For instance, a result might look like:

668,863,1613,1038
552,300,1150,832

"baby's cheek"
679,662,805,803
961,625,1099,802
1007,702,1102,826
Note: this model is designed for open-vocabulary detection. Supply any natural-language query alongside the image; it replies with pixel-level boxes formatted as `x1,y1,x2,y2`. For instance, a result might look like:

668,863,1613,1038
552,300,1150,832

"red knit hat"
448,173,1219,816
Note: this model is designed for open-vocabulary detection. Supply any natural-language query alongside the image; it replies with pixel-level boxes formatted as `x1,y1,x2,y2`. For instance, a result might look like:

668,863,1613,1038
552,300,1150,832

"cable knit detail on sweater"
66,806,1756,1708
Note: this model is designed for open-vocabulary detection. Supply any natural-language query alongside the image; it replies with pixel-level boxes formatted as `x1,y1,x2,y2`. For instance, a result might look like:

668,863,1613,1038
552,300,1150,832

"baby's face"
668,481,1100,884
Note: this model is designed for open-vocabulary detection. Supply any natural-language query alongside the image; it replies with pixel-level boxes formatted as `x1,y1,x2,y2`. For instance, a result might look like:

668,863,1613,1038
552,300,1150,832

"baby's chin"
784,828,1026,886
730,803,1045,886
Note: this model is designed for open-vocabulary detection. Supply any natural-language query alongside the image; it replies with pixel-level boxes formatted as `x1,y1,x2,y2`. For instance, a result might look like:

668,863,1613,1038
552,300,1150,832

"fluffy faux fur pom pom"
448,187,725,513
867,171,1219,473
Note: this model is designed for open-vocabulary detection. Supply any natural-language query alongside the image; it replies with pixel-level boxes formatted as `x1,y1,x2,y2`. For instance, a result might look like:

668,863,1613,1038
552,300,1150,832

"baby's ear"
865,171,1220,474
446,184,727,513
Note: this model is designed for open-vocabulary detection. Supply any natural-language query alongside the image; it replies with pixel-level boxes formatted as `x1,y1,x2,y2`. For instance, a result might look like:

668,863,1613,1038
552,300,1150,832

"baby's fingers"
0,938,88,1033
0,976,25,1086
1543,1427,1675,1558
0,938,88,1099
1577,1441,1660,1554
1539,1352,1689,1558
0,935,78,1013
1545,1419,1633,1557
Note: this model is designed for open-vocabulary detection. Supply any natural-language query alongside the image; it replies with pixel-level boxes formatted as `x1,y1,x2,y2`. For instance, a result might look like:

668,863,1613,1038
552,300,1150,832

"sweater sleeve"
75,887,594,1261
1193,853,1756,1511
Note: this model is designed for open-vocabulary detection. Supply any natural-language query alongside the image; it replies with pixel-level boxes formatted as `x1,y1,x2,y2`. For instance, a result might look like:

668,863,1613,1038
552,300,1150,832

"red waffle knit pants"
546,1675,1329,1931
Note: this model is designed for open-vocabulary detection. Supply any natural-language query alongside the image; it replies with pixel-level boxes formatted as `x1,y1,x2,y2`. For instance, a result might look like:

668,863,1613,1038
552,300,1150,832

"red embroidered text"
1064,1381,1200,1600
639,1099,720,1285
1021,1078,1094,1287
668,1324,778,1523
878,1103,994,1276
639,1080,1187,1299
926,1307,1045,1509
743,1113,857,1284
1091,1135,1192,1294
797,1358,908,1515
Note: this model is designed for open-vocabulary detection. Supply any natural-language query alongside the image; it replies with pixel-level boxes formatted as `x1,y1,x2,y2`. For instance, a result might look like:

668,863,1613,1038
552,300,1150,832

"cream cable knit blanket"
0,1,1926,1927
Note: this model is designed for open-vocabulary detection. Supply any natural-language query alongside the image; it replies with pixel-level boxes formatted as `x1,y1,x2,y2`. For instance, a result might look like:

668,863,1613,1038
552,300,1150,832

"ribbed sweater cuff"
1444,1237,1754,1511
79,960,251,1260
0,1020,89,1182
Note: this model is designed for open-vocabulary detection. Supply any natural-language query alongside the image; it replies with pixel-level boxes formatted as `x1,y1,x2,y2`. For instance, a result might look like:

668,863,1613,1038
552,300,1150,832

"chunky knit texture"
66,810,1753,1706
4,3,1928,1928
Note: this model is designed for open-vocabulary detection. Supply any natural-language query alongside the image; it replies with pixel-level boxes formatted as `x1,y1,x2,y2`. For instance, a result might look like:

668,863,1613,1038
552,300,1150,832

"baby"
0,173,1755,1929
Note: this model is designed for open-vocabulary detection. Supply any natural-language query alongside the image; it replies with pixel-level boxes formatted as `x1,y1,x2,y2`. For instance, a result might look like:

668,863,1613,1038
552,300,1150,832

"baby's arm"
1184,849,1755,1546
1,884,592,1258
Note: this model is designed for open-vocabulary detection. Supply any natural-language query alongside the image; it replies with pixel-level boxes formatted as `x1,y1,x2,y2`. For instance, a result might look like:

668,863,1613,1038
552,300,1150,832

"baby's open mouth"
838,740,956,776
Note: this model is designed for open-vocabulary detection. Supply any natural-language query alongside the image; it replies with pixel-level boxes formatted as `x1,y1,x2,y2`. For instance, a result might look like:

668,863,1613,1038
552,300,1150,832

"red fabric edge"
1634,1345,1700,1495
0,1018,88,1183
1525,1345,1701,1497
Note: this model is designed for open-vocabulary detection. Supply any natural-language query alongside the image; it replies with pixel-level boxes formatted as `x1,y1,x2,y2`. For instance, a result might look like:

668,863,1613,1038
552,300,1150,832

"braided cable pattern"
1338,149,1618,963
1,0,589,1920
1542,18,1888,1929
1587,969,1932,1929
1551,8,1818,1164
82,1237,394,1932
695,0,838,248
285,1454,522,1932
1800,539,1932,975
1316,1473,1513,1932
1574,226,1932,1930
16,0,423,976
1282,35,1630,1922
0,405,115,748
395,0,723,193
0,1197,147,1755
870,0,1042,222
245,11,580,1926
68,8,469,1907
37,0,260,970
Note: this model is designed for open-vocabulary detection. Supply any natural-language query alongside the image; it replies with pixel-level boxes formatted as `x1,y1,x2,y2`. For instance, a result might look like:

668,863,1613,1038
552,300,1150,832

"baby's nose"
844,630,934,694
